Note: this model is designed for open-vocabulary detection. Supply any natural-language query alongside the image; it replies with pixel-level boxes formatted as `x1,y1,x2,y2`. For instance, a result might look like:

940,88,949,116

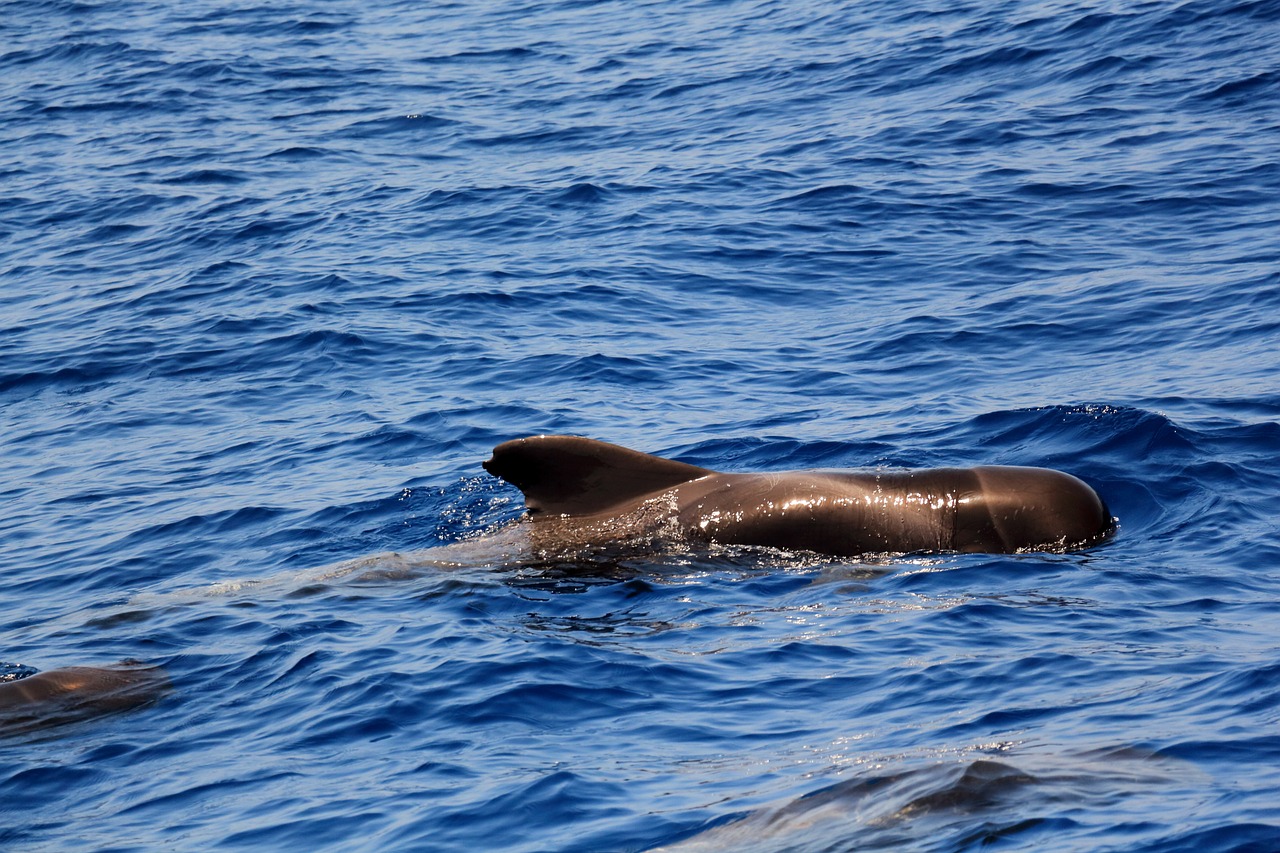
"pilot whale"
111,436,1115,609
0,662,167,734
483,436,1114,557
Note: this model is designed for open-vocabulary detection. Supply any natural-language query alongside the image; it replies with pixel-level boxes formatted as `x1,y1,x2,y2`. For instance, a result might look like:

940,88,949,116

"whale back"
484,435,712,516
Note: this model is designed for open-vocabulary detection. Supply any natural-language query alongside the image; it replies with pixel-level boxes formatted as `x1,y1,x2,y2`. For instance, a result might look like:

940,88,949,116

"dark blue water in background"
3,0,1279,849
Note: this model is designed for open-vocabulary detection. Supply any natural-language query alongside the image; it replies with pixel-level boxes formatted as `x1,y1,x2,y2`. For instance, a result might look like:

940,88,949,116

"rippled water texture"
2,0,1279,850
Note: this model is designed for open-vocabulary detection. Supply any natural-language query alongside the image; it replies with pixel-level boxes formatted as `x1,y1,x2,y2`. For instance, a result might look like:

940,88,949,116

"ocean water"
2,0,1279,849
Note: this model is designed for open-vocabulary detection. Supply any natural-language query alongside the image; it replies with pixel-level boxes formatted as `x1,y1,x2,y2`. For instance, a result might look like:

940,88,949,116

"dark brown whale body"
484,436,1114,557
0,662,168,734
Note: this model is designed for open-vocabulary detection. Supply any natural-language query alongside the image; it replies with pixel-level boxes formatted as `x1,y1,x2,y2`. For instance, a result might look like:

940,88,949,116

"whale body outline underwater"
5,435,1115,733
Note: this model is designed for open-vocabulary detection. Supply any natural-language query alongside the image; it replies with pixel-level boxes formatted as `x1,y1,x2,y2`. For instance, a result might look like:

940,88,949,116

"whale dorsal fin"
483,435,713,517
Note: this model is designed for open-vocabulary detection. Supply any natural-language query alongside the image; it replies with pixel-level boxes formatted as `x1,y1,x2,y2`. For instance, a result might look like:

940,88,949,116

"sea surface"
2,0,1279,850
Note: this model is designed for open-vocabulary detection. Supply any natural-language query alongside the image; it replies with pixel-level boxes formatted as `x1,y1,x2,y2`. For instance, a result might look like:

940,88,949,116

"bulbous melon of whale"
483,436,1114,557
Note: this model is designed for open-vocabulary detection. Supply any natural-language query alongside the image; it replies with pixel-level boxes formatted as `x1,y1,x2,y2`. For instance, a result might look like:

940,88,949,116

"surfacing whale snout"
484,436,1114,557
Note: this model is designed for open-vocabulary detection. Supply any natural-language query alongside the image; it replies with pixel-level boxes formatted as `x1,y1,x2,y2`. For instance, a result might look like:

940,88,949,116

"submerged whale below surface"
114,434,1115,611
483,436,1115,557
650,747,1186,852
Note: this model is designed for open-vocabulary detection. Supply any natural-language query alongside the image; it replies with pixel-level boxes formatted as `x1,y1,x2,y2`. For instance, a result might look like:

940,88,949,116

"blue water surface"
2,0,1279,850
